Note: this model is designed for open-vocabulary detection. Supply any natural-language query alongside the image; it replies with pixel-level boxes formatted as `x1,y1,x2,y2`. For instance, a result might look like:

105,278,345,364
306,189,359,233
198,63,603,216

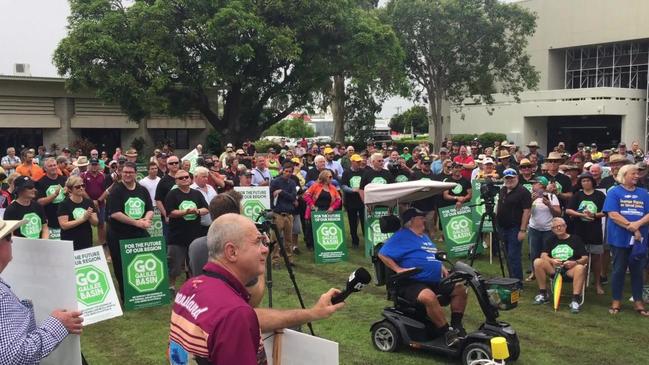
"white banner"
74,246,123,325
263,329,339,365
2,237,82,365
234,186,271,221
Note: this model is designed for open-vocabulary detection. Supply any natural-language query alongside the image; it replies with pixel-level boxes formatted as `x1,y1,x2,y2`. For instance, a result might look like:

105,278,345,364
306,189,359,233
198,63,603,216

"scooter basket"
485,277,520,310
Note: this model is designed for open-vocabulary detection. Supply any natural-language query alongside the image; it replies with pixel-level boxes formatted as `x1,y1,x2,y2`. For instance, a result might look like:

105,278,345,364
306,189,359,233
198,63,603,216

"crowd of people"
1,135,649,363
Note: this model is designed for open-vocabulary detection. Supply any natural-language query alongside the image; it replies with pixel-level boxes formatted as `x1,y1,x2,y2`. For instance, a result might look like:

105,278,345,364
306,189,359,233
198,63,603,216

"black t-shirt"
568,190,606,245
542,234,587,261
57,197,94,250
391,168,411,183
496,183,532,229
4,200,47,238
36,175,67,229
519,174,537,194
439,176,471,208
411,170,437,212
341,168,365,209
360,168,395,189
543,172,572,197
164,188,208,247
107,182,153,238
598,175,617,192
315,190,332,211
154,174,176,207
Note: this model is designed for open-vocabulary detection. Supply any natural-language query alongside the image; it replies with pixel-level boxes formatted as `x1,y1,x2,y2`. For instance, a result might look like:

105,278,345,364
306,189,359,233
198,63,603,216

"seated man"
532,217,588,313
378,208,468,346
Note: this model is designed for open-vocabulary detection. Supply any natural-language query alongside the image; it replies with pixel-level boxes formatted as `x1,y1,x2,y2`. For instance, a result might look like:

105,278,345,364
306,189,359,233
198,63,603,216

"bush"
253,140,282,154
478,132,507,148
261,118,315,138
206,130,223,155
70,138,96,156
451,133,479,146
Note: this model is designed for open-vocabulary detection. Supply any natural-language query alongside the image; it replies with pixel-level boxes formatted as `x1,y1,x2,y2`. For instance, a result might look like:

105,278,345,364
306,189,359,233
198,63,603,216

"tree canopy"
54,0,379,144
389,105,428,134
261,118,315,139
387,0,539,151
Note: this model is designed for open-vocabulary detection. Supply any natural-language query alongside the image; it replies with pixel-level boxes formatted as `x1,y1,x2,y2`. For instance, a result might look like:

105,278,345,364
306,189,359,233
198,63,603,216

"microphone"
331,267,372,304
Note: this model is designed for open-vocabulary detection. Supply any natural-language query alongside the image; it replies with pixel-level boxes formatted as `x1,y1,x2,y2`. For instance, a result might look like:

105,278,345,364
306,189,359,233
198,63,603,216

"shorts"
398,281,453,306
97,205,106,225
292,215,302,235
586,244,604,255
167,244,188,278
602,241,610,250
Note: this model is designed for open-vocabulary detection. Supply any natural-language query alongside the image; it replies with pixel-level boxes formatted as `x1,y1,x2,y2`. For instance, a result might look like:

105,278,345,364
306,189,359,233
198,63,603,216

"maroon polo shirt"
169,262,265,365
82,171,105,204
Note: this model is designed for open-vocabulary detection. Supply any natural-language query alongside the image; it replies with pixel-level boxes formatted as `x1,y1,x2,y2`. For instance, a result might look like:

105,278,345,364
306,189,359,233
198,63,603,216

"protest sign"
439,205,479,258
147,207,164,237
312,210,348,263
136,163,148,181
263,329,339,365
120,236,170,311
235,186,271,222
181,148,199,173
3,238,81,365
74,246,123,325
364,206,395,257
49,227,61,240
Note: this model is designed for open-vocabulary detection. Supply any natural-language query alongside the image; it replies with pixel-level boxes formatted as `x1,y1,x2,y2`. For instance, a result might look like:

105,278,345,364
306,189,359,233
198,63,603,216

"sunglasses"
168,161,180,165
176,175,190,180
74,184,86,189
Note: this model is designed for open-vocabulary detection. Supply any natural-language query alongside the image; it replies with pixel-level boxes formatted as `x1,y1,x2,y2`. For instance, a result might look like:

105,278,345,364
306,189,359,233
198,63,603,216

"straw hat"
497,149,511,160
608,154,629,164
0,219,26,240
125,148,138,157
526,141,540,148
74,156,89,167
546,152,564,161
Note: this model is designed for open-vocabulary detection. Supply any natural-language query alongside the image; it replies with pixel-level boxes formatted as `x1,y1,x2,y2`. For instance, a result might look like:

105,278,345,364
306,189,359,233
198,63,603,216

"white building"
450,0,649,153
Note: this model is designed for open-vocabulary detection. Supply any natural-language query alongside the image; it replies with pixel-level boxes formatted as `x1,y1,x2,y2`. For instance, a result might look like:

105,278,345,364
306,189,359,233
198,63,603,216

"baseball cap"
14,176,35,192
422,156,432,164
400,208,426,224
519,158,532,166
533,176,549,186
502,168,518,178
118,156,127,164
291,157,301,164
226,143,234,148
482,157,495,165
89,158,99,165
439,147,449,154
350,154,363,162
323,147,334,155
236,149,245,154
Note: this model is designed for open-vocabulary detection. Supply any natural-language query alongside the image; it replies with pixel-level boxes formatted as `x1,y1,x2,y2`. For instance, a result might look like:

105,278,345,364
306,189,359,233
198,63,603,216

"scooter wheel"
461,341,491,365
370,321,401,352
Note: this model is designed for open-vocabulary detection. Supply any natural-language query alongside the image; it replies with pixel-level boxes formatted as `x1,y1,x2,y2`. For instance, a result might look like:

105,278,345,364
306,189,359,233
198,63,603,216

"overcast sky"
0,0,519,117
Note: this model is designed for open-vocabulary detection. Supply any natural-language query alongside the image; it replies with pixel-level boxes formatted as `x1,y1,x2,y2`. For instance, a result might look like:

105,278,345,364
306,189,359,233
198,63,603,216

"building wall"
450,88,646,154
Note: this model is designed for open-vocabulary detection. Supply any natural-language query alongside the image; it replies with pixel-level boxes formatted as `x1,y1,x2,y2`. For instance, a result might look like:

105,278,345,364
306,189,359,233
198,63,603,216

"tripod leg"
266,241,275,308
491,221,507,277
470,213,488,267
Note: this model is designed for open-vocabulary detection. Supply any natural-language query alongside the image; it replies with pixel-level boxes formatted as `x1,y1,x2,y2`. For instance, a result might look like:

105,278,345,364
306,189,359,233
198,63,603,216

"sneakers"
444,328,461,347
533,294,549,305
570,300,581,314
600,275,609,285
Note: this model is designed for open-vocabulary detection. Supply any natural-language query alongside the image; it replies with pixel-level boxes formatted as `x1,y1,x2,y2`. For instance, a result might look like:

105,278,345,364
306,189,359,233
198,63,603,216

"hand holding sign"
51,309,84,335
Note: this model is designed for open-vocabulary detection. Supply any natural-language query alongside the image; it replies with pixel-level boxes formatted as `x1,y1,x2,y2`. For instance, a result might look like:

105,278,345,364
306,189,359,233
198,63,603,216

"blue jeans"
528,227,553,271
610,246,647,301
499,226,523,283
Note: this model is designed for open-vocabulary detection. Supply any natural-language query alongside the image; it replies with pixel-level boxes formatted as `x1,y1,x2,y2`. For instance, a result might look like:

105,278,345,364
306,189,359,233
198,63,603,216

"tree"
327,3,407,142
261,118,315,139
54,0,363,144
389,105,428,134
387,0,539,151
344,81,383,143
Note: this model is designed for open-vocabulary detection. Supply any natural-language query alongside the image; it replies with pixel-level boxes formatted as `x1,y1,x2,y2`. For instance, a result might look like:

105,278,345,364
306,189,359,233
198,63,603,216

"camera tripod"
256,211,315,335
468,198,508,277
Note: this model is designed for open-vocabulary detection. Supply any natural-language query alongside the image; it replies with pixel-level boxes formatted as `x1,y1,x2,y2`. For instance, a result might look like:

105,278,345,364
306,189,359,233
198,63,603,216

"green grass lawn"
82,230,648,365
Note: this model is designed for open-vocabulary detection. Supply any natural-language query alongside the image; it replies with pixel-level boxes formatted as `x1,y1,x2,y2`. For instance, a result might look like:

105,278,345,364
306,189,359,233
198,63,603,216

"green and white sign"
124,197,146,219
46,184,65,204
74,246,123,325
21,212,42,238
439,205,480,258
364,206,395,258
312,211,348,264
470,180,496,232
182,148,199,174
146,208,164,237
48,228,61,240
120,236,170,311
235,186,271,221
136,163,148,181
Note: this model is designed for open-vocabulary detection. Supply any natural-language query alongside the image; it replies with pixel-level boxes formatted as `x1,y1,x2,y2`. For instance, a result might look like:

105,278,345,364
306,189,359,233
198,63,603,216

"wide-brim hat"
497,150,511,160
546,152,564,161
526,141,540,148
608,154,629,164
125,149,138,157
74,156,89,167
0,219,27,240
577,172,597,190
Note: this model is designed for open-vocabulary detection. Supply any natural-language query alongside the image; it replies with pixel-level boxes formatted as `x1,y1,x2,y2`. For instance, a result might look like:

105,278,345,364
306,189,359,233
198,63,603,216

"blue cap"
503,168,518,178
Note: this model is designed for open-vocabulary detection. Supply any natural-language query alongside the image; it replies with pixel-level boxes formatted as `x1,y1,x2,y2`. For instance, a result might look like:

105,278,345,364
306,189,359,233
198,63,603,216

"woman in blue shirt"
603,164,649,316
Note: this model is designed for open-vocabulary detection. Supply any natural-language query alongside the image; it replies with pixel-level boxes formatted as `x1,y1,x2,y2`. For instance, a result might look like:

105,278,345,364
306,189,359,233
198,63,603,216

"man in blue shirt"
270,162,298,269
379,208,468,345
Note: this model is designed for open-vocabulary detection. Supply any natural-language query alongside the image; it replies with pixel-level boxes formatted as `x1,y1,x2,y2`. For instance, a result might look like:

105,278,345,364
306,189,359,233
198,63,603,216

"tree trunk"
427,89,444,153
331,75,346,143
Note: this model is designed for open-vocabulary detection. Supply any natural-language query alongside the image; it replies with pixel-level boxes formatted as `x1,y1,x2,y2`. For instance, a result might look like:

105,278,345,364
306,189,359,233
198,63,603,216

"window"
151,129,189,149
